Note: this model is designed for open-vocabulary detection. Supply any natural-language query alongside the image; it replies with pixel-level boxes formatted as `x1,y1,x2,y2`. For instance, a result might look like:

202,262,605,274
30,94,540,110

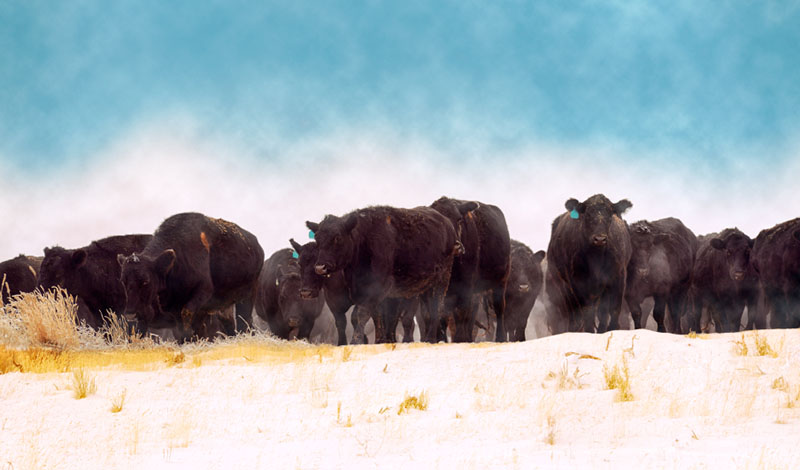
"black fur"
752,218,800,328
545,194,633,333
118,213,264,341
0,255,42,303
430,197,511,342
255,248,324,340
625,218,697,333
689,229,757,333
38,235,152,328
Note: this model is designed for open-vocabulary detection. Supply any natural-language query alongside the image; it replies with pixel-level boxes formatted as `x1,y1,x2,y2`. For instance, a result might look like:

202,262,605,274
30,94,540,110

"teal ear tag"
570,209,579,219
309,230,315,240
292,251,299,259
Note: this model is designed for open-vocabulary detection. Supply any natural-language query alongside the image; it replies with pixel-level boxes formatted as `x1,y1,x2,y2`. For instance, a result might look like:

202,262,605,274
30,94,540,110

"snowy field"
1,328,799,469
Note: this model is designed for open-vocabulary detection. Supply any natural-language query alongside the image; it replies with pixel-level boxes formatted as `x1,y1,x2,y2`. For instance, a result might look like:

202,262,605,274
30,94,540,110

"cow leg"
381,299,400,343
492,288,508,342
453,292,477,343
234,298,255,334
350,306,370,345
626,295,644,330
400,302,416,343
331,308,349,346
652,296,667,333
421,290,445,343
298,318,315,342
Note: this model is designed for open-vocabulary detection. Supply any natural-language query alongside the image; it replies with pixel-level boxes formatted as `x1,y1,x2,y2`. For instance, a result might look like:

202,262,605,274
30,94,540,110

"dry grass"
603,356,633,402
398,390,429,415
70,368,97,399
545,360,585,390
732,334,749,356
2,288,80,350
111,389,127,413
752,330,780,358
544,415,556,445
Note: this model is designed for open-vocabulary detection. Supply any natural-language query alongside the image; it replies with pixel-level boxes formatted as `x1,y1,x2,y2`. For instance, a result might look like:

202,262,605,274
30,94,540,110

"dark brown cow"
503,240,545,341
255,248,324,340
118,213,264,341
752,218,800,329
38,235,152,328
305,205,457,343
0,255,42,303
430,197,511,342
689,229,757,333
625,218,697,333
545,194,633,333
293,239,418,344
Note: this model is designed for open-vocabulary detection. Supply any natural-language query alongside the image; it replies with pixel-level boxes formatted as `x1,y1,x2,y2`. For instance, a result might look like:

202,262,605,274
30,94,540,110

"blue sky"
1,1,800,257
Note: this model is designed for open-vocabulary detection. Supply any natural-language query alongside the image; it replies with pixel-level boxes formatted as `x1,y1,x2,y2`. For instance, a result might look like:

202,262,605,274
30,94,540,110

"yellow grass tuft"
111,389,127,413
70,368,97,399
732,334,749,356
545,360,585,390
603,356,633,402
398,390,429,414
772,377,789,393
3,288,80,350
544,415,556,445
752,330,780,358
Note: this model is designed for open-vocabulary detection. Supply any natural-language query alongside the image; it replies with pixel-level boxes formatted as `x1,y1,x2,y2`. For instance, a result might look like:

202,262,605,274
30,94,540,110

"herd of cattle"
1,194,799,345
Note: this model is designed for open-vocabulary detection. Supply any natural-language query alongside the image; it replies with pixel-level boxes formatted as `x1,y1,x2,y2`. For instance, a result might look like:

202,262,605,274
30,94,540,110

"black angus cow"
293,239,419,345
545,194,633,334
255,248,325,341
430,196,511,343
689,229,757,333
0,255,42,303
118,213,264,341
38,235,152,328
752,218,800,329
502,240,545,341
304,205,458,343
625,218,697,333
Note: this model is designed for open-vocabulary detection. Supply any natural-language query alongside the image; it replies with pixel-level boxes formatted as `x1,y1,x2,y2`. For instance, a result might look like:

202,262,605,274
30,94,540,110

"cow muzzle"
637,268,649,277
732,271,746,281
299,288,314,299
591,234,608,247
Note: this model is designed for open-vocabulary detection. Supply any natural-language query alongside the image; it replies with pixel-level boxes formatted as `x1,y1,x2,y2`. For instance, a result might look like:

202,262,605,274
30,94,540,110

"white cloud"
1,118,797,262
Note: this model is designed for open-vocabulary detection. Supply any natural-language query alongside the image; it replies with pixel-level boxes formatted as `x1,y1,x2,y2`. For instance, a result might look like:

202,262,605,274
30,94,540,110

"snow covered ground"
1,328,799,469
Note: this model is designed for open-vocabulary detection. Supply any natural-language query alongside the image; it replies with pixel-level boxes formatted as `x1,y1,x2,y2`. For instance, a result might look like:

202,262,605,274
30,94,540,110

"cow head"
628,221,671,277
710,230,753,282
117,250,175,326
291,238,325,300
274,261,316,339
305,214,358,277
430,197,479,254
38,246,88,289
565,194,632,248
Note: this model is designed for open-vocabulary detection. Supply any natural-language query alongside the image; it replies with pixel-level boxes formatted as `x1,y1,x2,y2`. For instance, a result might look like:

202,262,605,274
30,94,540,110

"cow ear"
155,249,176,276
71,249,87,267
613,199,633,215
306,221,320,233
710,238,726,250
117,254,127,267
289,238,303,254
533,250,546,263
344,214,358,233
457,201,479,216
565,198,579,212
44,247,52,256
